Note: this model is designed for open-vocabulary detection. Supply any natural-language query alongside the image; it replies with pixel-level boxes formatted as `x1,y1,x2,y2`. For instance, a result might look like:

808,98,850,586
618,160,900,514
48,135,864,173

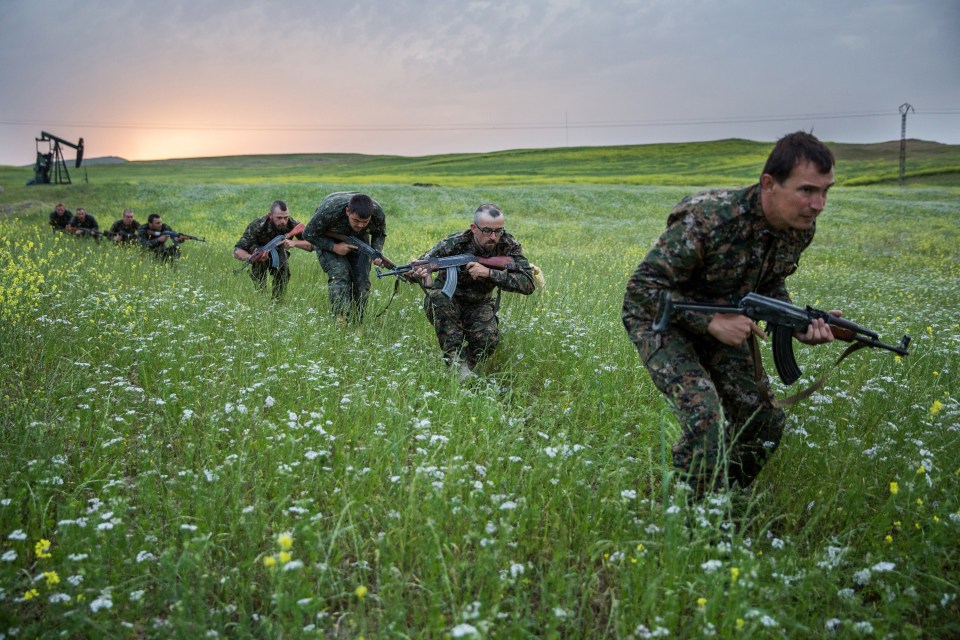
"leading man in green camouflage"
303,192,387,323
233,200,313,302
622,131,839,496
411,204,535,378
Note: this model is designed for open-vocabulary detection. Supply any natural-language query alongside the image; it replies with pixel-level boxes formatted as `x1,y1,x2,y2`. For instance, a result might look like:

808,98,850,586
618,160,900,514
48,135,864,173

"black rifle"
377,254,516,298
109,229,138,242
324,232,398,269
145,230,206,245
235,222,306,273
653,291,910,385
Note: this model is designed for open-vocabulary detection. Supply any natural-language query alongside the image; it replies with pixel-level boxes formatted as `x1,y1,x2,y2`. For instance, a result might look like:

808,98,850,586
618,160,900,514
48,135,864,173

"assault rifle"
109,229,138,242
235,222,305,274
653,291,910,385
377,254,516,298
324,232,398,269
145,230,206,245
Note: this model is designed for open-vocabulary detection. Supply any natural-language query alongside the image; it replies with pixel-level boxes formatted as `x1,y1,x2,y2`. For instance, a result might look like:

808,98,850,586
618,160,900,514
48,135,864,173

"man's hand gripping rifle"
653,291,910,385
324,232,397,270
235,222,305,274
377,254,516,298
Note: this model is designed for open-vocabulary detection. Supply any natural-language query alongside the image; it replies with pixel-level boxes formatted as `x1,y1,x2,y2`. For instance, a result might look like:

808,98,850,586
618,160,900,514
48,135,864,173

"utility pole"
899,103,914,186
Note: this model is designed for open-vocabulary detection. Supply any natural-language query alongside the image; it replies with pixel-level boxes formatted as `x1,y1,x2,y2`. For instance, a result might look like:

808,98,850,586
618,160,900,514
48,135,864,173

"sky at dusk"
1,0,958,166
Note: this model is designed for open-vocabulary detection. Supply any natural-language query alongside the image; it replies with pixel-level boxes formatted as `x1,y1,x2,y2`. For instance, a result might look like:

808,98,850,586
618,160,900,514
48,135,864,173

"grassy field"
0,142,958,638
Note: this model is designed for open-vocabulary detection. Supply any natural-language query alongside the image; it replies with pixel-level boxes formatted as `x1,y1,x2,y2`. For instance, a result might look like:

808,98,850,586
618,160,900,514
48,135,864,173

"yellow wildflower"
696,597,707,609
736,618,745,630
355,585,368,599
885,535,893,544
917,465,926,475
929,400,943,415
889,482,898,495
35,539,52,559
44,570,60,587
278,551,292,564
277,533,293,551
24,588,40,600
730,567,740,582
263,555,277,568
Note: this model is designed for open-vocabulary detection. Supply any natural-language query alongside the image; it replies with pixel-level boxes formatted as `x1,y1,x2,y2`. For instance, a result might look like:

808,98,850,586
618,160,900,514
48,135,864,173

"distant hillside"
3,140,958,187
83,156,128,166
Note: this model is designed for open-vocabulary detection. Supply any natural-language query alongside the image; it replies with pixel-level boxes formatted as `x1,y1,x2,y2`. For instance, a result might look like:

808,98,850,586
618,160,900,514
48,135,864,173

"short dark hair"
147,213,162,223
473,204,503,224
762,131,835,183
347,194,374,219
271,200,288,214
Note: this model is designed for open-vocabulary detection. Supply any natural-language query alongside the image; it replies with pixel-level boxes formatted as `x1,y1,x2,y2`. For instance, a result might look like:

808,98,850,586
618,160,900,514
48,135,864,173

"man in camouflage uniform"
622,132,838,495
66,207,101,238
303,192,387,323
138,213,183,262
411,204,535,378
107,209,141,243
49,203,72,230
233,200,313,302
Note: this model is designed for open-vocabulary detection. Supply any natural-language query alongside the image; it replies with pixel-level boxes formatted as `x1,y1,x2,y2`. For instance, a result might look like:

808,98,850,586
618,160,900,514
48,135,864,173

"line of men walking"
232,192,537,380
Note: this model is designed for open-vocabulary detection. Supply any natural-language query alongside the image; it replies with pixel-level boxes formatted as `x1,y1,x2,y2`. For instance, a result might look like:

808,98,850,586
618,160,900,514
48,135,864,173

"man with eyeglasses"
107,209,141,243
410,204,535,379
303,192,387,324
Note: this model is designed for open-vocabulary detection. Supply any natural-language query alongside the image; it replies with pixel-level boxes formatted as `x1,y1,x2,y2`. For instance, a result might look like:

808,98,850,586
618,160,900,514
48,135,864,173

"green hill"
2,138,958,188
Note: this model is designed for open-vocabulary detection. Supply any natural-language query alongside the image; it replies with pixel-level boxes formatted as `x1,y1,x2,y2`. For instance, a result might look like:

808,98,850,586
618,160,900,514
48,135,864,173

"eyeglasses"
476,226,505,237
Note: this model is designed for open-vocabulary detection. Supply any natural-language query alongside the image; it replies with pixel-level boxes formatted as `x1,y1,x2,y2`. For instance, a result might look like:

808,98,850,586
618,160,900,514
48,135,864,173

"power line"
1,108,956,135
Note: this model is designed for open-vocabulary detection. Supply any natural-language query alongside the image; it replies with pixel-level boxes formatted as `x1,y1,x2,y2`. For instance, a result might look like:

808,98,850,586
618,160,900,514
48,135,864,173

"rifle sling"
751,335,869,408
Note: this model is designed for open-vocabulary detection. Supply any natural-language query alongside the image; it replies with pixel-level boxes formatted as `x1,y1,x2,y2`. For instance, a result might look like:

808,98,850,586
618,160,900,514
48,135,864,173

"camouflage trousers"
317,250,370,322
423,291,499,368
638,328,785,492
250,261,291,302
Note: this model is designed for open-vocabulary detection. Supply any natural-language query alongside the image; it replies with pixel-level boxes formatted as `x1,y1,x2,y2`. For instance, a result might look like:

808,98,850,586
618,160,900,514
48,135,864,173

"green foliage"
0,147,957,638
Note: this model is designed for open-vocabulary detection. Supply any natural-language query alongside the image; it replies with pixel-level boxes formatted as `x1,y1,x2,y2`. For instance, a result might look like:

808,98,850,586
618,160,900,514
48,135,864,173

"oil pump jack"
29,131,84,185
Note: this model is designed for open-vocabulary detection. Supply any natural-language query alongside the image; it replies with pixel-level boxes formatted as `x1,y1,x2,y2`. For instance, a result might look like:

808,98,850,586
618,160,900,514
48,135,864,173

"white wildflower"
701,560,723,573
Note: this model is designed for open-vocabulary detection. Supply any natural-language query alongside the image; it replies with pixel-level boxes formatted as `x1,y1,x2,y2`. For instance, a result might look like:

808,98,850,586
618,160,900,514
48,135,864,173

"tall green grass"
0,148,957,638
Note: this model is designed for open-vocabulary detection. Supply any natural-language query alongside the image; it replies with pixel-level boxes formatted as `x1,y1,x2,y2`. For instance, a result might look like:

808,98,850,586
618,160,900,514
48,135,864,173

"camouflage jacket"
49,210,72,229
623,183,814,338
68,213,98,230
138,223,174,249
109,219,141,240
419,230,535,304
234,215,305,264
302,192,386,253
